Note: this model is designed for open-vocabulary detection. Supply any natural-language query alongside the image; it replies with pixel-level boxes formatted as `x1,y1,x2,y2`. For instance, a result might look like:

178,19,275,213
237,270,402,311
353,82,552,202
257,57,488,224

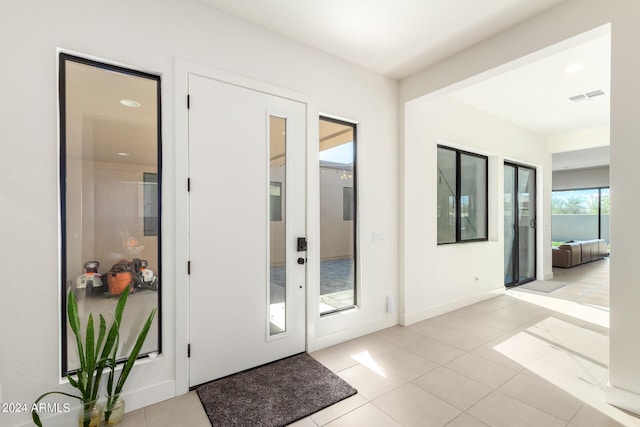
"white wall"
548,126,610,153
0,1,397,426
398,0,640,414
402,96,551,325
552,166,609,190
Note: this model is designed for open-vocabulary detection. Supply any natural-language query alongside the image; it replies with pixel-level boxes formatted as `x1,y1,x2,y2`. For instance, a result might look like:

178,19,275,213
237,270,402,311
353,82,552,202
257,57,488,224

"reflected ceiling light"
120,99,141,108
117,152,131,157
564,64,583,74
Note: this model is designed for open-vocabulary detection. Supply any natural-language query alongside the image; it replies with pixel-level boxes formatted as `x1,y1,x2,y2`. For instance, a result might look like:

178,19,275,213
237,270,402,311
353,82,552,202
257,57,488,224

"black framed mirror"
59,53,162,374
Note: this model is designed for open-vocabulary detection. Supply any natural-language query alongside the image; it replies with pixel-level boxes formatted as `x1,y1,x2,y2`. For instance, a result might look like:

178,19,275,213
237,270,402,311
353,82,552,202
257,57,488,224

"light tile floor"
121,257,640,426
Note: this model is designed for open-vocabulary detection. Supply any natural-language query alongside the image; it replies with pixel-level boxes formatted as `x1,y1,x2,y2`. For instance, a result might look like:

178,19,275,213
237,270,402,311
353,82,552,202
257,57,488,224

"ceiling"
200,0,567,79
449,31,611,171
202,0,610,171
449,33,611,137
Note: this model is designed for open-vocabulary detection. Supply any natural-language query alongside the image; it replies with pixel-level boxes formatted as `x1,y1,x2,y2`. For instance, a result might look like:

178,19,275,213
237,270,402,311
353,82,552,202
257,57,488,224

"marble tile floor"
120,257,640,426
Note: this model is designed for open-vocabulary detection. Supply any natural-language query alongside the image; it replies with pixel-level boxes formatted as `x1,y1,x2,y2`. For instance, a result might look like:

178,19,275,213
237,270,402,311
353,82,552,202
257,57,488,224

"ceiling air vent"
568,94,588,102
568,89,606,102
586,89,606,98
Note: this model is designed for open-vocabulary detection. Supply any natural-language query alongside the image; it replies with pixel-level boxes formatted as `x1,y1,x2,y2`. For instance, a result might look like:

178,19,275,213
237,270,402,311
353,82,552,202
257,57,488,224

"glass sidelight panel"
60,54,161,373
504,162,536,286
518,167,536,281
460,153,487,240
269,116,286,334
319,117,356,315
437,147,457,244
504,164,516,285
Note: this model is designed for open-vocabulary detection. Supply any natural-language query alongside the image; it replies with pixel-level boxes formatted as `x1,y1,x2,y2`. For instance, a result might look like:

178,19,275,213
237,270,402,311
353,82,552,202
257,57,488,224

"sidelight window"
319,117,357,315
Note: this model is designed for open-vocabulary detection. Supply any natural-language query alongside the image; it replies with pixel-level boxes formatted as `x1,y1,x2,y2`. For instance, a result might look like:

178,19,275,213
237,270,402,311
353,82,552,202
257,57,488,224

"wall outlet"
372,232,384,242
386,295,395,313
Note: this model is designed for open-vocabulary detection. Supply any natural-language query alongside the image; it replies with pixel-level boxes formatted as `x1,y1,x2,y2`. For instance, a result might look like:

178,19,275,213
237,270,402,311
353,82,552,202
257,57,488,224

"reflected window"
319,117,357,315
60,54,161,374
343,187,353,221
270,182,283,222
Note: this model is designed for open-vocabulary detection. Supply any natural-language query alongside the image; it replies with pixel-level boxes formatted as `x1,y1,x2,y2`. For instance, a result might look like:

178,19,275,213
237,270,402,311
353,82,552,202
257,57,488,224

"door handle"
297,257,306,265
530,219,536,228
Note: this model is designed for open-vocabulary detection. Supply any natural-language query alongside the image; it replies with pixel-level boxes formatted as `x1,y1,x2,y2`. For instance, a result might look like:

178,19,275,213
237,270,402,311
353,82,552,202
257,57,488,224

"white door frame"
174,59,313,395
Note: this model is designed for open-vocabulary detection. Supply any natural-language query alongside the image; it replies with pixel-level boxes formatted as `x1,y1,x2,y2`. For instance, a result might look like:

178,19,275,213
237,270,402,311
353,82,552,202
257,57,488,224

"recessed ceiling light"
120,99,141,108
117,152,131,157
564,64,583,75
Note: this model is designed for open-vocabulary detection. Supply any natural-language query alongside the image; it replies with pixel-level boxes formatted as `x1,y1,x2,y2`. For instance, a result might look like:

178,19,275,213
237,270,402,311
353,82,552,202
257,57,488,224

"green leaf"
32,410,42,427
100,287,128,362
84,314,96,400
67,291,86,372
96,314,107,359
115,308,156,395
114,286,129,325
67,374,79,389
92,314,108,400
31,391,83,427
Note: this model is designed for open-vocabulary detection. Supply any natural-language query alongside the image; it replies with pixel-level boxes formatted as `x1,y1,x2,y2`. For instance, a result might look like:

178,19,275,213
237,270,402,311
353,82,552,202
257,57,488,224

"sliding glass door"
504,162,536,287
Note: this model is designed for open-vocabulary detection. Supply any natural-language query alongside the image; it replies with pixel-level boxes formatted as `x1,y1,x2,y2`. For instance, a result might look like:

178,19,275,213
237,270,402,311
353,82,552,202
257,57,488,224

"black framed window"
437,145,488,244
60,53,162,374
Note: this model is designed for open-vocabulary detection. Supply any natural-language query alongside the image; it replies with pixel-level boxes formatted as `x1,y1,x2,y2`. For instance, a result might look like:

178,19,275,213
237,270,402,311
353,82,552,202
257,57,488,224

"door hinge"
187,94,190,109
187,178,191,192
188,261,191,275
188,344,191,358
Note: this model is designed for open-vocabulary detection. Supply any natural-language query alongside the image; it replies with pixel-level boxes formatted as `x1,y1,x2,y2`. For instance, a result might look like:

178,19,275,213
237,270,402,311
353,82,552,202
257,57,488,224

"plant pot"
79,399,102,427
103,394,125,426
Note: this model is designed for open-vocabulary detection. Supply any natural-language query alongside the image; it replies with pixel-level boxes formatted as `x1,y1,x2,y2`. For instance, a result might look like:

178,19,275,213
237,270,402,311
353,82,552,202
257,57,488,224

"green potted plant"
32,289,126,427
103,288,156,425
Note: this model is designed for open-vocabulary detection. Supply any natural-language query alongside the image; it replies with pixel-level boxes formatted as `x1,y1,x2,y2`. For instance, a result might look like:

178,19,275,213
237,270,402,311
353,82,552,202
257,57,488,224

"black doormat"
196,353,357,426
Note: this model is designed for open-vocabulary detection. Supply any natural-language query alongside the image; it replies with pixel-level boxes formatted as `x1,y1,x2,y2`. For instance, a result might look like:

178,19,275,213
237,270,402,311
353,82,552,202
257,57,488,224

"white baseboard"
307,315,397,353
401,288,505,326
607,383,640,416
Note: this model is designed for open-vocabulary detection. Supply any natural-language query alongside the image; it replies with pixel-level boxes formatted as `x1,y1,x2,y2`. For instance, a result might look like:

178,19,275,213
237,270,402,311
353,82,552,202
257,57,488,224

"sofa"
552,239,608,268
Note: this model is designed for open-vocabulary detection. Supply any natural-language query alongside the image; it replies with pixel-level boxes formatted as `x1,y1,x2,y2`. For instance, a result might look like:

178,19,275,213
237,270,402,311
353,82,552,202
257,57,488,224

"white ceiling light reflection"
351,351,386,377
120,99,141,108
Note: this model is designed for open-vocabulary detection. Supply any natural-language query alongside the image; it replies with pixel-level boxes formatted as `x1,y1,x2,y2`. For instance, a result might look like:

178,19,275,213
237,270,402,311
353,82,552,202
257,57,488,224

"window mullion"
456,152,462,242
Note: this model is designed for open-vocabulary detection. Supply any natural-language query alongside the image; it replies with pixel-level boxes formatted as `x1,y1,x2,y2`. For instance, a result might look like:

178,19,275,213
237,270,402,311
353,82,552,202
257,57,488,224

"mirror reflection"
60,54,161,372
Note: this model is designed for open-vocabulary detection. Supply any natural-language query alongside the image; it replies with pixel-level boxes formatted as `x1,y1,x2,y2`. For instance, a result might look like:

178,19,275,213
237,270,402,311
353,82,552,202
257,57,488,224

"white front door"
188,74,306,386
